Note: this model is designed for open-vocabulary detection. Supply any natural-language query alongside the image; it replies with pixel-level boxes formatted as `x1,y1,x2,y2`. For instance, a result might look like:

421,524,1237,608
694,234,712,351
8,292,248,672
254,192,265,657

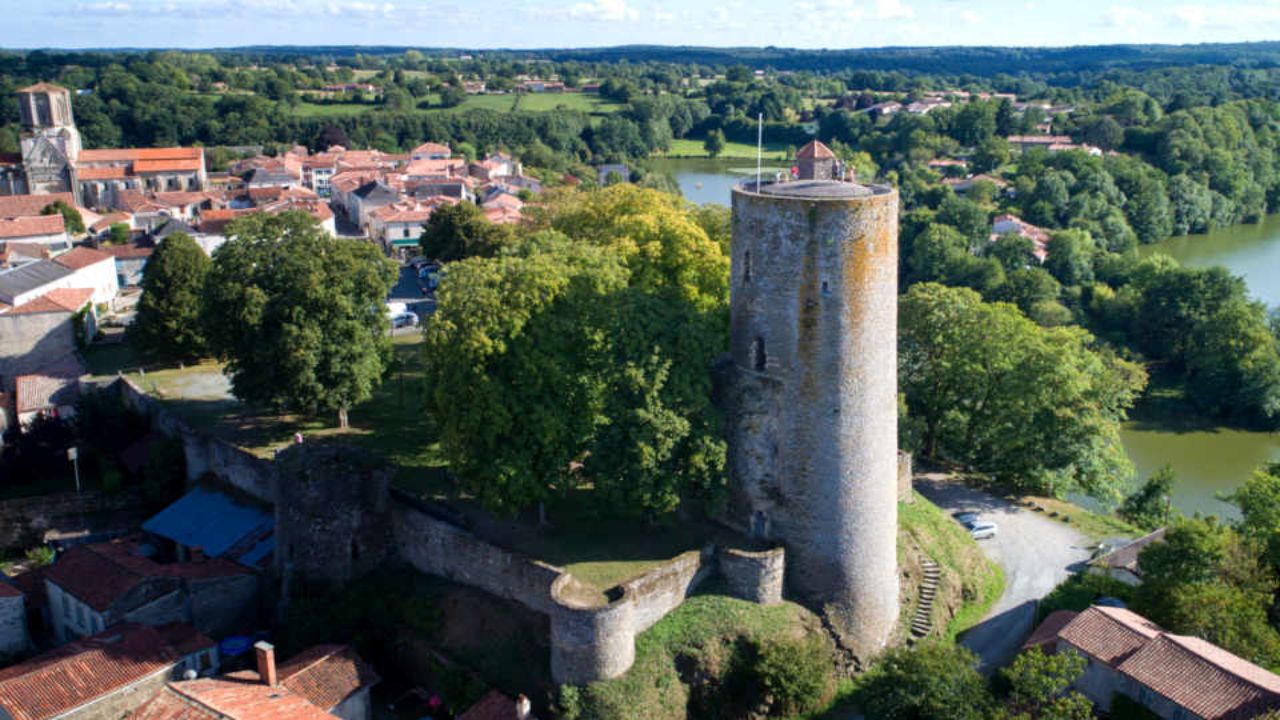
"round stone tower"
728,177,899,661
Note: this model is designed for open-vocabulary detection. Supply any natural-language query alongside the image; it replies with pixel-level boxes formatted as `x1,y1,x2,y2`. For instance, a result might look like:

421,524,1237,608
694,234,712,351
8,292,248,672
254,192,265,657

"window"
743,251,752,282
752,336,767,371
821,281,830,296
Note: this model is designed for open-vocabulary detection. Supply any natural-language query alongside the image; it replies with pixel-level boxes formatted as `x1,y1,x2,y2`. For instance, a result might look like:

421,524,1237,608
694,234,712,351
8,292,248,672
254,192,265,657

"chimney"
254,641,277,687
515,694,532,720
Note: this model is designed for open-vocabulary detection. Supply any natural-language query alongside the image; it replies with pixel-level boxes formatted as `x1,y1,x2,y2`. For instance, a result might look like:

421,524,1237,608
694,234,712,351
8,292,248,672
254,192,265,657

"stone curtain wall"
721,547,786,605
111,377,274,502
0,594,28,661
0,488,147,552
389,489,783,684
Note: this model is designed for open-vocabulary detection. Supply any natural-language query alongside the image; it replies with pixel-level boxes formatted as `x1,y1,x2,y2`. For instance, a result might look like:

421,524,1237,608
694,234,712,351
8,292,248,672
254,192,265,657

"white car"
967,521,998,540
391,311,419,329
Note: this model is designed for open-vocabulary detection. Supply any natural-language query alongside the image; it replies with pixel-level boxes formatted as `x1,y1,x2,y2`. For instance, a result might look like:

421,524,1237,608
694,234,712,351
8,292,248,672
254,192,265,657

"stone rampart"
720,546,786,605
0,487,147,552
111,377,274,502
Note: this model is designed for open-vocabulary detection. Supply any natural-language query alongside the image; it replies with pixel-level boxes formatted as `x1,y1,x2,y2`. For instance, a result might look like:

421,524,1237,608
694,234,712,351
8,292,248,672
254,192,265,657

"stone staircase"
910,557,941,640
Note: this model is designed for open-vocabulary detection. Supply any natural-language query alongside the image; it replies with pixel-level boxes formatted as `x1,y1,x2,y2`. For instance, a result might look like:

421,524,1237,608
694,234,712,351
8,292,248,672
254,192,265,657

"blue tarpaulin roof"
143,486,274,567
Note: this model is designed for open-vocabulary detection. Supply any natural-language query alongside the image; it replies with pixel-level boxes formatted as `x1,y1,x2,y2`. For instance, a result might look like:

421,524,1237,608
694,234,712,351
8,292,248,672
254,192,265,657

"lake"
660,159,1280,518
648,157,783,206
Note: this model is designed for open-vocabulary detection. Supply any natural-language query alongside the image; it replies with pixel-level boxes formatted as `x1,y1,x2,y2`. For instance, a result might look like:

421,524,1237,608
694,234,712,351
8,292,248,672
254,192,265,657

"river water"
655,157,1280,518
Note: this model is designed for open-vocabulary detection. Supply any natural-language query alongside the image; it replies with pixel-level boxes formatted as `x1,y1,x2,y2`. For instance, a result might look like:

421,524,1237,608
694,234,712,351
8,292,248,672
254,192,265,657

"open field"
290,92,623,119
664,137,790,160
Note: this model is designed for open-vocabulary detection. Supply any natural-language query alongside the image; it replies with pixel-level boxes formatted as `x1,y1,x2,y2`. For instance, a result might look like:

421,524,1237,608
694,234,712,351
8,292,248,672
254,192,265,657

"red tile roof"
17,82,68,95
0,624,178,720
78,166,127,181
1117,634,1280,719
103,243,154,260
128,686,221,720
1024,610,1078,653
278,644,380,711
79,147,203,164
8,287,94,316
132,159,204,174
412,142,451,155
0,215,65,239
1059,605,1162,665
90,212,133,233
154,622,216,657
458,690,526,720
163,672,337,720
44,538,250,613
53,245,114,271
14,371,80,414
0,193,77,219
796,140,836,160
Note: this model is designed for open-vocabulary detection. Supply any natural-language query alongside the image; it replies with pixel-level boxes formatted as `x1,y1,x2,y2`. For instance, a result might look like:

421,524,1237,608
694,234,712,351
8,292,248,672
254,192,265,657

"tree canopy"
422,187,728,518
900,282,1146,500
130,232,211,362
201,211,397,428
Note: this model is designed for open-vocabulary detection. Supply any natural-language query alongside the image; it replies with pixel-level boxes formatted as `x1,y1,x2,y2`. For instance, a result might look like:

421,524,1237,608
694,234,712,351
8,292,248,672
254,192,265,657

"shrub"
753,635,835,717
857,641,992,720
23,546,54,568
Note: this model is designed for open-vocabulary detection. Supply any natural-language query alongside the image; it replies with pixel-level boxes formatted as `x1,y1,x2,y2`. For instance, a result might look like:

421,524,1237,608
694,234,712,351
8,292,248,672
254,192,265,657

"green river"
654,157,1280,517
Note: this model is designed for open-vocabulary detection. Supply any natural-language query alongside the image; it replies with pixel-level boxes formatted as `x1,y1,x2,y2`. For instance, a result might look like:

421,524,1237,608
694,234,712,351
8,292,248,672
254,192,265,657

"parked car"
953,511,980,526
967,521,998,540
392,311,419,329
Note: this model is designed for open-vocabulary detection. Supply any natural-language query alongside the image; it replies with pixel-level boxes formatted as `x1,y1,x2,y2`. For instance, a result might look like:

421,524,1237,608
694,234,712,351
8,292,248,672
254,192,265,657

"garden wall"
0,488,147,552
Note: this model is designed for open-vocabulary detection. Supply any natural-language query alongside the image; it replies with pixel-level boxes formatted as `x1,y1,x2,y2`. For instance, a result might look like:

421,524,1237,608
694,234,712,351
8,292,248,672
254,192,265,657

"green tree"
202,211,397,429
858,642,992,720
752,636,835,717
1001,647,1093,720
419,201,514,262
130,233,211,361
41,199,84,234
704,128,726,158
1117,465,1176,530
900,283,1146,499
1184,298,1280,425
107,222,131,246
1228,464,1280,574
1083,116,1125,151
1044,229,1095,287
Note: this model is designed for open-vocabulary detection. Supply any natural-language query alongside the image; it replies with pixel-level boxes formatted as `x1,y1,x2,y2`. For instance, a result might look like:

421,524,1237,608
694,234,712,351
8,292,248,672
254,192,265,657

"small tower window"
744,251,752,283
752,336,767,371
821,281,830,295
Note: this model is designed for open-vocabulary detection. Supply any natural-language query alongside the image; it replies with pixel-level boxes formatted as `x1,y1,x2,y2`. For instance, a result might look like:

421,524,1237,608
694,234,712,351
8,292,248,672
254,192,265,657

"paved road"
915,474,1094,672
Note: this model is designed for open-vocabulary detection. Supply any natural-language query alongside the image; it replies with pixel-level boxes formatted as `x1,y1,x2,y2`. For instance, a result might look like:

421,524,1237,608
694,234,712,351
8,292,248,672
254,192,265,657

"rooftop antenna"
755,112,763,190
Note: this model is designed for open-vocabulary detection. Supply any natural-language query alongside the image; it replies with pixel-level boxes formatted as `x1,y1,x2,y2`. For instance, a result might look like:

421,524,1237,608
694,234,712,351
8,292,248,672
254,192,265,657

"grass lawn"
513,93,623,114
663,137,790,160
291,101,378,118
104,335,449,491
898,492,1006,641
575,592,821,720
83,342,141,377
1018,495,1142,543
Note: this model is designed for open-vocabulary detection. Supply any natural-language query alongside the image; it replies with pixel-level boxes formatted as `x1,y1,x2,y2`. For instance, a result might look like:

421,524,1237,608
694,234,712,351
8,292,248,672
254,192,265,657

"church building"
0,83,206,207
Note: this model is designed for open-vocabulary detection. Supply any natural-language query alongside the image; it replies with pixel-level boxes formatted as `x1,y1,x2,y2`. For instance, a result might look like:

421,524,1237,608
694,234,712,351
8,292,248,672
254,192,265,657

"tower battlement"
728,176,900,661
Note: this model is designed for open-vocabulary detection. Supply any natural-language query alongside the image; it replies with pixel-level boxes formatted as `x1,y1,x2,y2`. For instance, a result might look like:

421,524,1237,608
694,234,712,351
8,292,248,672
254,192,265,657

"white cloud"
1105,5,1153,28
960,8,979,24
569,0,638,22
653,7,675,21
75,1,133,13
874,0,913,20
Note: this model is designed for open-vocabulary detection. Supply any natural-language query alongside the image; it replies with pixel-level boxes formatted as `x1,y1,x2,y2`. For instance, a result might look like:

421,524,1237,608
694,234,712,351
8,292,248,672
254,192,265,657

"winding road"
914,474,1094,672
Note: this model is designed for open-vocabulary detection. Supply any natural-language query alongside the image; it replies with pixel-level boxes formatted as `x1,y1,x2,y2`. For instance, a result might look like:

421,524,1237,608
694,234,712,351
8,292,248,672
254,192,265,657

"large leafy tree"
858,642,992,720
418,201,514,262
202,211,397,428
1117,465,1177,531
899,283,1146,500
1000,648,1094,720
130,232,211,361
423,187,729,518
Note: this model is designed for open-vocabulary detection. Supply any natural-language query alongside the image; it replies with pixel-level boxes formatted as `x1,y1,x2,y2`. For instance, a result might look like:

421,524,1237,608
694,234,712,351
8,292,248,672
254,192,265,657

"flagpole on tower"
756,112,763,189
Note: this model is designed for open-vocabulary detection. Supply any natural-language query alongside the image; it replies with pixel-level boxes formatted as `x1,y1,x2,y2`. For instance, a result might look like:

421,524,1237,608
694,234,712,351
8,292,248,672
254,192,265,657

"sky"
4,0,1280,50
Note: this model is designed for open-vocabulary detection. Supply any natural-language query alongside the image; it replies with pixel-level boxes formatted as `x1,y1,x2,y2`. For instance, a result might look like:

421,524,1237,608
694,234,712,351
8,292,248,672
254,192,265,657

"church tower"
728,171,900,662
18,82,81,199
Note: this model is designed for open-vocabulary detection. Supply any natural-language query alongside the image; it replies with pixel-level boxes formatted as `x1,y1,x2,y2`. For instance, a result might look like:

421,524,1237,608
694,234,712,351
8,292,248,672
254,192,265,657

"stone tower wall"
728,181,899,660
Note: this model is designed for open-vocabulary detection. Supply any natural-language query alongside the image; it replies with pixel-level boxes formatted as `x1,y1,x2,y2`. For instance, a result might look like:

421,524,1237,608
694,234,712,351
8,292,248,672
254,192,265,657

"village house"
0,622,218,720
12,354,85,426
992,214,1051,263
129,641,380,720
458,690,536,720
1088,528,1168,586
43,536,259,642
1033,604,1280,718
0,215,69,251
410,142,452,161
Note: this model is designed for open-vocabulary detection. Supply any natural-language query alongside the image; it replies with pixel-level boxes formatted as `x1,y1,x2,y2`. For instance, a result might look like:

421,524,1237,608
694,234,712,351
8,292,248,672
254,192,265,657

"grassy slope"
898,492,1006,641
576,592,821,720
664,137,790,160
